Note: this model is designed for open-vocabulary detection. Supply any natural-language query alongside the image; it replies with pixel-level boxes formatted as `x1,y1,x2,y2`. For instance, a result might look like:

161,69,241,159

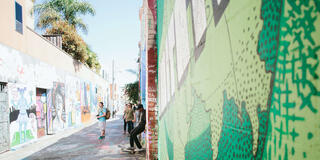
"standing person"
128,104,146,151
126,103,135,134
96,102,106,140
123,104,128,134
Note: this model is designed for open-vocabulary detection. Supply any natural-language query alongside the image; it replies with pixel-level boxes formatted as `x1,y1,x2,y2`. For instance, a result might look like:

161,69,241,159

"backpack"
105,109,111,120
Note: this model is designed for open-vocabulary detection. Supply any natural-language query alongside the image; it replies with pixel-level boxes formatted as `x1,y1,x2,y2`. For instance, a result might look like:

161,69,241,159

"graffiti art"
8,84,37,147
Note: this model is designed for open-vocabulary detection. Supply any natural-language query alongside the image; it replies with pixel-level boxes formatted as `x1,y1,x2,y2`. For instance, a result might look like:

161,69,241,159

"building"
139,0,158,159
0,0,109,153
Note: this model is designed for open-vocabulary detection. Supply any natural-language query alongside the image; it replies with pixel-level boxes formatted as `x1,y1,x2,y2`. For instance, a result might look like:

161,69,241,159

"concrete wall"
0,0,109,150
157,0,320,159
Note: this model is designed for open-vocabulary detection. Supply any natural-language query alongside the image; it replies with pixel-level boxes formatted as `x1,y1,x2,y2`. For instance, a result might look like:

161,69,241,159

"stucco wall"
157,0,320,159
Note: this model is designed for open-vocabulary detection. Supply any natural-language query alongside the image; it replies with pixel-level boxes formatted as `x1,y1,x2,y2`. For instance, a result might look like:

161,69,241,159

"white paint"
174,0,190,82
191,0,207,46
167,16,176,97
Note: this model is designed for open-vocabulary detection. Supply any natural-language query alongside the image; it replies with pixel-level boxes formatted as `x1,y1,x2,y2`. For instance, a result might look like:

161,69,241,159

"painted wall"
0,43,108,148
157,0,320,159
139,0,159,159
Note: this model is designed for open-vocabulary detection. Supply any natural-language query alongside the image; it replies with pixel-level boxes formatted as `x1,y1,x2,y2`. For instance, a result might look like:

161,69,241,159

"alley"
25,118,145,160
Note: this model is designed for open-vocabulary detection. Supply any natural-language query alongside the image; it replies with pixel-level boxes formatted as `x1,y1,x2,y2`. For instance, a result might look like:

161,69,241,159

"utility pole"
112,59,115,113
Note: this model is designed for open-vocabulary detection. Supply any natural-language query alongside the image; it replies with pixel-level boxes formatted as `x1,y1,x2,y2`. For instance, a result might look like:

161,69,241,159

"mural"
65,76,82,127
47,82,66,134
158,0,320,159
8,84,37,147
90,83,98,114
81,82,91,123
0,41,108,149
52,82,66,131
36,89,47,138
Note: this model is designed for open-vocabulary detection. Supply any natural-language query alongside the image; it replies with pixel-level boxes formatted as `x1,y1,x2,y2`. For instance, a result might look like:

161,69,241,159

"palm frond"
74,1,95,16
73,17,88,34
36,7,61,29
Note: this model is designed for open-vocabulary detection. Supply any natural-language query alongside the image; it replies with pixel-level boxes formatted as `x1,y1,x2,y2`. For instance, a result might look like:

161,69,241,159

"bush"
46,21,88,63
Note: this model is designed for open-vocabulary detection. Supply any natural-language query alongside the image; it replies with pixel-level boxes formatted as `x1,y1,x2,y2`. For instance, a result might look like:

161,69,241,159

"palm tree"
33,0,95,33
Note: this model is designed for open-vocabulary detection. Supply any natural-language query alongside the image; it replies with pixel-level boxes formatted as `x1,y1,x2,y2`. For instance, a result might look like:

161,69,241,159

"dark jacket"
139,110,146,126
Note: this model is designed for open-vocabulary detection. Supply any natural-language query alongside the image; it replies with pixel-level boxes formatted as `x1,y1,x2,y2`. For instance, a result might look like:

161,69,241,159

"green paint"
217,91,268,160
185,90,213,160
284,144,288,160
266,0,320,159
185,127,213,160
157,0,320,159
307,132,313,140
11,130,35,147
258,0,282,73
165,123,174,160
291,147,295,155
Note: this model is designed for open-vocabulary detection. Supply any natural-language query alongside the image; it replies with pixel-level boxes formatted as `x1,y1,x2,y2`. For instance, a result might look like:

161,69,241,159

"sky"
35,0,142,88
79,0,142,88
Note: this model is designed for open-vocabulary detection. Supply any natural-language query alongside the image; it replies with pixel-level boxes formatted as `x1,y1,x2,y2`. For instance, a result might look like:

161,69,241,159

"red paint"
148,0,157,23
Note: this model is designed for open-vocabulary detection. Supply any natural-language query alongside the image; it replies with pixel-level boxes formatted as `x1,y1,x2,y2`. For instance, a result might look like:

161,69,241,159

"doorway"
36,88,47,138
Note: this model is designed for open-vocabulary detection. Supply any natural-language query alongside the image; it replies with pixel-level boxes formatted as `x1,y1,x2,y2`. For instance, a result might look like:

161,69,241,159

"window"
15,2,23,34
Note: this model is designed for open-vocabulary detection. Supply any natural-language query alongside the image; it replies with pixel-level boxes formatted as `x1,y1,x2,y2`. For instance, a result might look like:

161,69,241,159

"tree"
124,81,139,105
46,21,88,62
86,47,101,73
33,0,95,33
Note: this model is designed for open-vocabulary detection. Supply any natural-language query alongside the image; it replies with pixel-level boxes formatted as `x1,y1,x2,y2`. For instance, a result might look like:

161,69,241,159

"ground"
23,117,145,160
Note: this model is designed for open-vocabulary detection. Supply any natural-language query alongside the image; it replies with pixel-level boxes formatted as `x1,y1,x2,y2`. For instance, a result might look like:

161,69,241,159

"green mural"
157,0,320,159
217,91,268,160
185,90,213,160
265,0,320,159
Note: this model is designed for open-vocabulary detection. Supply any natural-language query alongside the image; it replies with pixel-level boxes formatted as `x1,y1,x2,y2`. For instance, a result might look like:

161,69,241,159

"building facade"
0,0,109,153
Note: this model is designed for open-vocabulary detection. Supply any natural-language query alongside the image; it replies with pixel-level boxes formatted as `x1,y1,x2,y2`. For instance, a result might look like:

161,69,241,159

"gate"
0,83,10,153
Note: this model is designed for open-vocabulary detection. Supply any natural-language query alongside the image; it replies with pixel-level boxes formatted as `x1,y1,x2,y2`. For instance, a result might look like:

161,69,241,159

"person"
125,103,135,134
128,104,146,151
133,106,140,127
123,104,128,134
96,102,106,139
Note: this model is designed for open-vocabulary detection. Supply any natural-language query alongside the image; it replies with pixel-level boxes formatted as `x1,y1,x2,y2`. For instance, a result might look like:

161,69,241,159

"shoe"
98,136,103,140
127,147,135,150
136,148,144,152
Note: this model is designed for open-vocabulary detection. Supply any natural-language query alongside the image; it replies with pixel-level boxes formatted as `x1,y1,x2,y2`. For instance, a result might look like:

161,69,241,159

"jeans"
130,123,145,149
127,121,134,134
124,119,127,132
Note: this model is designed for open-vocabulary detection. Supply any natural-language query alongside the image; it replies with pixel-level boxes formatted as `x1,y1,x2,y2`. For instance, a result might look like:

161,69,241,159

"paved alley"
25,118,145,160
